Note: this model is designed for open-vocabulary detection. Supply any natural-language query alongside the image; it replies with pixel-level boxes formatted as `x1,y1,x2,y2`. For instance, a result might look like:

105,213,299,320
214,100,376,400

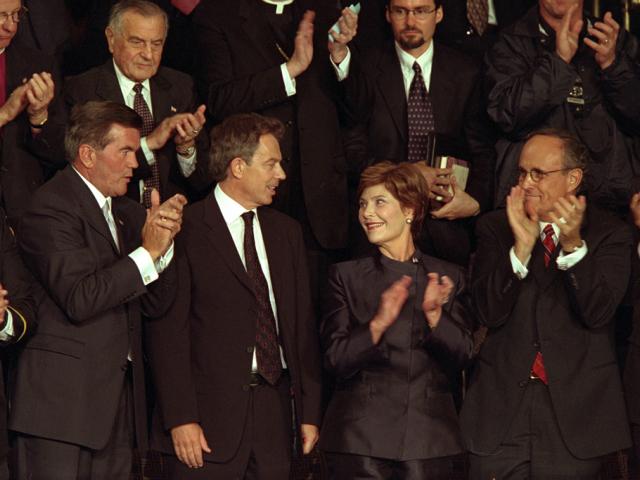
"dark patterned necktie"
467,0,489,36
241,211,281,385
133,83,160,208
407,62,435,163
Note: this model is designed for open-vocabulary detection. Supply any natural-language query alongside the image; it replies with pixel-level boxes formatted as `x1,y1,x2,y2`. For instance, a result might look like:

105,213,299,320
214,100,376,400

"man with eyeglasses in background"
460,128,633,478
0,0,66,228
329,0,495,267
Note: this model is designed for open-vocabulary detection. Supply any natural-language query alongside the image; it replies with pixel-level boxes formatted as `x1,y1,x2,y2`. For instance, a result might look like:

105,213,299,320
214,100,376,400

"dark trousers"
14,379,134,480
325,452,459,480
164,373,292,480
469,380,603,479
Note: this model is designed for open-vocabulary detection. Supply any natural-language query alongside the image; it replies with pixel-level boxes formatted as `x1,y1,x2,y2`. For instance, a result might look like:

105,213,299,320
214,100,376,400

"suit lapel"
65,167,121,255
376,45,407,142
95,62,127,103
203,195,255,294
239,0,285,66
430,43,457,132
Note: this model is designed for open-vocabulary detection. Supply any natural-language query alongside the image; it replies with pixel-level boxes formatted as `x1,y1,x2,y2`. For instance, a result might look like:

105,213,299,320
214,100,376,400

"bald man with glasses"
460,129,633,478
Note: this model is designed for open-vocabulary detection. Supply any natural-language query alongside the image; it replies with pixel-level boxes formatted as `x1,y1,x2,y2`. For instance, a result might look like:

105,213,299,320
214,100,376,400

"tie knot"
543,224,554,238
102,197,112,214
412,62,422,74
241,211,254,226
133,83,143,95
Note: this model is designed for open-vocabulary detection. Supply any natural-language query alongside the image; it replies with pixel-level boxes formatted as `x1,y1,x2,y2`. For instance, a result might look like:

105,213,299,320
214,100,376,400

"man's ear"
77,144,95,168
105,27,116,54
567,168,583,190
229,157,245,179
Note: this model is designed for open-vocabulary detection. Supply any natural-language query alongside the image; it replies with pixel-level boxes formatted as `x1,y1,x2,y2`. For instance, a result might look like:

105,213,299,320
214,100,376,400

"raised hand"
422,273,453,329
328,7,358,65
26,72,55,127
142,190,188,260
506,186,540,263
0,83,29,127
369,275,411,344
584,11,619,69
556,3,583,64
548,194,586,252
430,175,480,220
287,10,315,78
174,104,206,153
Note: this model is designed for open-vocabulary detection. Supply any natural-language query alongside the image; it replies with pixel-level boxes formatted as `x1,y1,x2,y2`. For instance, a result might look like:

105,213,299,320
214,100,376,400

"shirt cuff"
280,63,297,97
330,48,351,81
129,247,159,285
556,240,588,270
140,137,156,165
176,151,197,177
0,310,15,341
156,242,174,274
510,246,530,280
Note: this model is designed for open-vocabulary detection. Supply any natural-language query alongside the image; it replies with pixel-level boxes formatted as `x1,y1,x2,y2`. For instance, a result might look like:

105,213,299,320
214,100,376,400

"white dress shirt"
214,184,287,370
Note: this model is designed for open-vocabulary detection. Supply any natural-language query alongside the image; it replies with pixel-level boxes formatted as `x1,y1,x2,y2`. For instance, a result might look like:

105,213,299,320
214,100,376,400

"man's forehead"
120,12,166,38
390,0,436,8
520,135,564,167
0,0,21,12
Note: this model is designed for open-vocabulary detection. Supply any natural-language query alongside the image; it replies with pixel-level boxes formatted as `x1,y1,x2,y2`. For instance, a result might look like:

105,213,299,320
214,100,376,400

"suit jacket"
147,193,323,462
340,41,495,264
460,207,633,459
63,61,212,203
319,253,474,460
0,208,37,461
192,0,348,250
9,166,176,451
1,42,67,227
436,0,536,55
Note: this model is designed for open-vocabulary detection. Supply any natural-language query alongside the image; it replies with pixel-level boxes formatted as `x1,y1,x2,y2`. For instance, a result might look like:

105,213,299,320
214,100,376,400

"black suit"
147,192,322,476
460,208,632,475
192,0,348,251
340,41,495,264
0,209,37,477
1,43,66,227
319,252,473,477
9,166,176,477
64,61,211,203
436,0,536,58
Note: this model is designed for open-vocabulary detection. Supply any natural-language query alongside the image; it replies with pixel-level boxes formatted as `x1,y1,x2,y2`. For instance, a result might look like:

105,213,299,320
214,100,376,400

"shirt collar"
214,184,257,225
112,59,151,96
72,166,110,210
394,40,434,77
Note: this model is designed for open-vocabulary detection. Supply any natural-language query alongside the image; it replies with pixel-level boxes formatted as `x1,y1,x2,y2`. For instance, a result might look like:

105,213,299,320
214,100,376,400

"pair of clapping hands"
414,164,480,220
507,186,586,264
0,71,54,128
141,190,187,261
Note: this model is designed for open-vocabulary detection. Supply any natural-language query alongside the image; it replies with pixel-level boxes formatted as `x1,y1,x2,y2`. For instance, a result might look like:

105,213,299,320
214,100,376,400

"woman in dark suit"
319,162,474,479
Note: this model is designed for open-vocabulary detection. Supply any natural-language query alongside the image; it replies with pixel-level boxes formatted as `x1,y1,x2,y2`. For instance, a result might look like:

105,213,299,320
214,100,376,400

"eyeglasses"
518,167,572,183
388,5,437,20
0,6,28,25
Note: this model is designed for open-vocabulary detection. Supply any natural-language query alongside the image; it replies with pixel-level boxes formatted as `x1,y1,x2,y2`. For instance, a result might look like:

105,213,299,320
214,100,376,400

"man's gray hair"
108,0,169,36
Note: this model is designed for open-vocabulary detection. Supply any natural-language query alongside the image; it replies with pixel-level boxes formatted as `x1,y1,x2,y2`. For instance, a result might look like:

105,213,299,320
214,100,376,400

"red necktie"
531,224,555,385
542,224,555,268
407,62,435,163
171,0,200,15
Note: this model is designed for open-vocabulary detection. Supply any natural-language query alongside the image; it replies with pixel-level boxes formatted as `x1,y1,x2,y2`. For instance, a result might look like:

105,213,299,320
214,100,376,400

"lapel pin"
170,106,177,113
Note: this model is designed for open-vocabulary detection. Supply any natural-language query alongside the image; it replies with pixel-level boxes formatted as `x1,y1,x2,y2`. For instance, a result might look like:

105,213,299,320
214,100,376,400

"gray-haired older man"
64,0,212,206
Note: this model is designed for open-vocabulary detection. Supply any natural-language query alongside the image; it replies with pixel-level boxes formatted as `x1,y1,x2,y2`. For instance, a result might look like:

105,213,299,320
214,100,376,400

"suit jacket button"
121,363,128,371
533,341,540,349
242,385,250,392
246,346,253,354
518,380,528,388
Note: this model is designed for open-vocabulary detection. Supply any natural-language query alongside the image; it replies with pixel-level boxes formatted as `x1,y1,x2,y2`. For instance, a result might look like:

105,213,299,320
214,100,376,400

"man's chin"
398,37,425,51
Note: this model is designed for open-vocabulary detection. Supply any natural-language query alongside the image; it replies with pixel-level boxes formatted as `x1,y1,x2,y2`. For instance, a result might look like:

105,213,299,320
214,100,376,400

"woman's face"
359,183,414,250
